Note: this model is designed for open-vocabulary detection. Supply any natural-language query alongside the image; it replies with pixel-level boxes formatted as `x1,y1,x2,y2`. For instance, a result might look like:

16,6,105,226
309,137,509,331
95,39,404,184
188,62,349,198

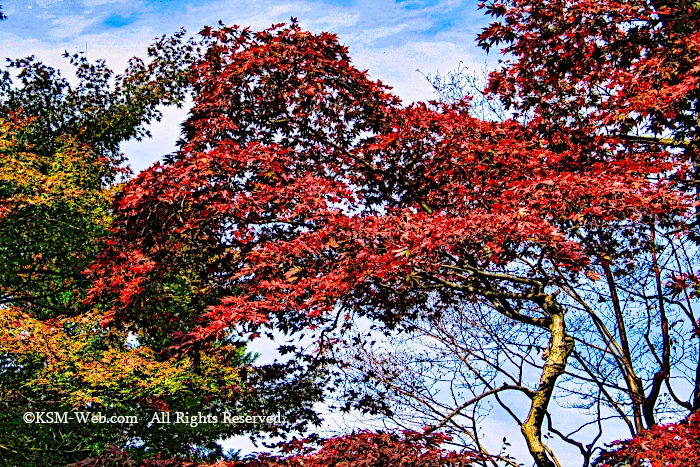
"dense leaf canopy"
89,19,698,467
3,1,700,466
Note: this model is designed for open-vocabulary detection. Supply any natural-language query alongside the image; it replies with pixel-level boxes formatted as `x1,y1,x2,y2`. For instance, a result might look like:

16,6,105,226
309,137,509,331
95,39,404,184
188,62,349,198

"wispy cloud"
354,23,411,44
84,0,130,5
310,12,360,29
50,15,95,39
35,0,62,8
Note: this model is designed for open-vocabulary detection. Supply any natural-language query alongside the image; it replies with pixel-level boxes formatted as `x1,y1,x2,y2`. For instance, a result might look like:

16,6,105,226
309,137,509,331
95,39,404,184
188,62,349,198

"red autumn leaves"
88,22,691,352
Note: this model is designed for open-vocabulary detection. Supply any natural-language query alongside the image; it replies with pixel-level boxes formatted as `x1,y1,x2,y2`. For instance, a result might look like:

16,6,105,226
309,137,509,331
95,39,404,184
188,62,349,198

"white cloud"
50,15,94,39
311,12,360,29
120,103,190,175
179,0,314,32
265,4,298,17
351,40,484,104
35,0,62,8
83,0,128,5
353,23,410,44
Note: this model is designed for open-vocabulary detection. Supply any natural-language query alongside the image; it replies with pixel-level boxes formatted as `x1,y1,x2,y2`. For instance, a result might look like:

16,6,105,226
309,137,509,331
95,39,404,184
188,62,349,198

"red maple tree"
477,0,700,148
598,411,700,467
87,19,696,467
71,431,486,467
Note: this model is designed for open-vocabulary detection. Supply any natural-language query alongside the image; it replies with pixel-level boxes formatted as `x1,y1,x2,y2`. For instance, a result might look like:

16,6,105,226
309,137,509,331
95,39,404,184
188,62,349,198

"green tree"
0,35,321,466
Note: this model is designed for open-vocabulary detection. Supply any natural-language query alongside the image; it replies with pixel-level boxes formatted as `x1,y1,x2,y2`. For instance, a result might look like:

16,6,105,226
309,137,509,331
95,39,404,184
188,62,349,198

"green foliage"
0,33,198,317
0,36,315,466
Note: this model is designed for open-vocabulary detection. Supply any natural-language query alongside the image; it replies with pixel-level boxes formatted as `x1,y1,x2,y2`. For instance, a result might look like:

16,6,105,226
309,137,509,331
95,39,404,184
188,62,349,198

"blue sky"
0,0,491,172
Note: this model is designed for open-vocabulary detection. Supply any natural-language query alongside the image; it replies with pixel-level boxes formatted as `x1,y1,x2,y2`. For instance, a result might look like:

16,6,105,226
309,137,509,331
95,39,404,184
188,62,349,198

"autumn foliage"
87,18,697,467
92,23,689,351
478,0,700,145
0,41,283,466
72,431,484,467
3,1,700,466
598,411,700,467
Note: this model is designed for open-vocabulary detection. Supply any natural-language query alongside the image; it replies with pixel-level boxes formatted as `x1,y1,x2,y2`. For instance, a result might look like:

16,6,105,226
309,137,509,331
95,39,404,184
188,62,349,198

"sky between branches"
0,0,491,173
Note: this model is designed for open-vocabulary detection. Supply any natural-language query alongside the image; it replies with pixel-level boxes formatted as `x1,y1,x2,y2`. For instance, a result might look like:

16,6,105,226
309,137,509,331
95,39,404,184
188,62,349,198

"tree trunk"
521,305,574,467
